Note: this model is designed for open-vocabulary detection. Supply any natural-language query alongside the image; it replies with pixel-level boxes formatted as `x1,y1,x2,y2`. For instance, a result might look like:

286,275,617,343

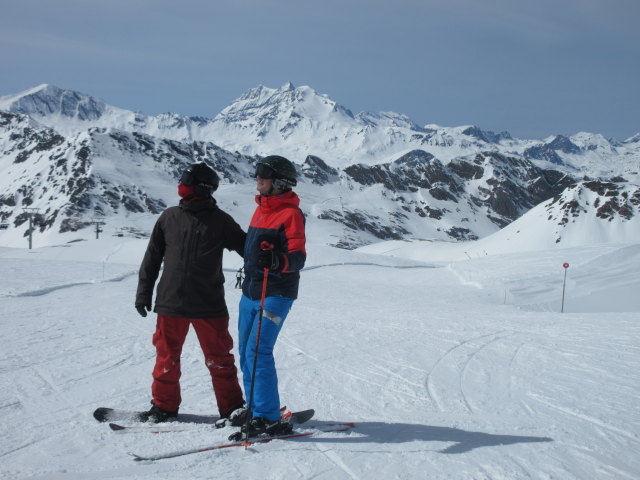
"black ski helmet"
180,162,220,196
254,155,297,191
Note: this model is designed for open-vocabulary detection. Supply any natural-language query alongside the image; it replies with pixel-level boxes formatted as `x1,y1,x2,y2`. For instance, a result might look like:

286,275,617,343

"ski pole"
244,241,274,442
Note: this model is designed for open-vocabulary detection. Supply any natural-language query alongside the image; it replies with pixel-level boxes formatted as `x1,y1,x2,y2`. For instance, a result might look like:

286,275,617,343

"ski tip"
93,407,112,422
290,408,315,425
109,423,126,431
128,452,156,462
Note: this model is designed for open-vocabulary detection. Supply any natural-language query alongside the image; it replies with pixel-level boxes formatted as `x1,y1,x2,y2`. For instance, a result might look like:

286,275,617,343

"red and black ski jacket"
242,191,306,300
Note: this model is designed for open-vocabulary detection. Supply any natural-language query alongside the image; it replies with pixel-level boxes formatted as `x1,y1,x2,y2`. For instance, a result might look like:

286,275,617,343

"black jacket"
136,198,245,318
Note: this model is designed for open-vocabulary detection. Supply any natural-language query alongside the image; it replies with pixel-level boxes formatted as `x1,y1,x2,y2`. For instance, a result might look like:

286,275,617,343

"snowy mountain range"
0,83,638,249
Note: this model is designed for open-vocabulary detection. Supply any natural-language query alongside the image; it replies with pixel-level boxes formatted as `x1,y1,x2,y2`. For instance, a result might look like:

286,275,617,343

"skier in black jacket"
135,163,248,425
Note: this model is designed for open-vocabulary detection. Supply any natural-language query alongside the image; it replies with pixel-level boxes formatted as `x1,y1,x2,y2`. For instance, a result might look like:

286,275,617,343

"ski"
129,422,355,461
282,408,315,425
108,422,194,434
93,407,218,425
95,405,295,427
108,408,313,434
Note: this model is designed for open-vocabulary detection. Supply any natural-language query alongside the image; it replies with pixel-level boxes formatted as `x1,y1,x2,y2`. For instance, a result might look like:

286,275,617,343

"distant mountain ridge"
2,83,638,170
0,83,638,249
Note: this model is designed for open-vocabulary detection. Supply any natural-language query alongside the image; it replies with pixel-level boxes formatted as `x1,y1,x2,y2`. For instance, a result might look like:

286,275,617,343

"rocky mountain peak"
0,84,108,121
461,126,513,144
547,135,581,154
625,133,640,144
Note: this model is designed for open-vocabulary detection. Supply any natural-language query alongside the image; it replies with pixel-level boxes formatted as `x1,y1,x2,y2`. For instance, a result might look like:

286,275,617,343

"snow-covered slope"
468,180,640,254
358,181,640,263
0,233,638,479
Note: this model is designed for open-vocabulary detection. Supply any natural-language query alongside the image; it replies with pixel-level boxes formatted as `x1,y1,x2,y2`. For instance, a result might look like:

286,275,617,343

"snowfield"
1,234,639,479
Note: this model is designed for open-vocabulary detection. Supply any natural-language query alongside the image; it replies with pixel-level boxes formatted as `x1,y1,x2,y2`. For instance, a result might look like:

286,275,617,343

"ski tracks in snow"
314,444,361,480
527,392,639,443
425,330,528,415
3,271,137,298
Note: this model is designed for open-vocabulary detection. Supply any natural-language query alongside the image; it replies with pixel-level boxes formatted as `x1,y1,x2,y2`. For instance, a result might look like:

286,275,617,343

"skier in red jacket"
238,155,306,437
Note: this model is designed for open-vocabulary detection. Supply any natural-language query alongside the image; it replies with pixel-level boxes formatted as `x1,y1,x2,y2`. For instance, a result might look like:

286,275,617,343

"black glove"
135,303,151,317
257,249,283,272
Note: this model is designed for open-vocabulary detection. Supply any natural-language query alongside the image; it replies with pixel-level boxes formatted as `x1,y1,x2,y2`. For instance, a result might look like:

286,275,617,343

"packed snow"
1,215,638,479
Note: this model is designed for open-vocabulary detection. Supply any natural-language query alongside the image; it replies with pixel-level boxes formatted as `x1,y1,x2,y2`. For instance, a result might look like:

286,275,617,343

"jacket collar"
255,190,299,213
180,197,217,212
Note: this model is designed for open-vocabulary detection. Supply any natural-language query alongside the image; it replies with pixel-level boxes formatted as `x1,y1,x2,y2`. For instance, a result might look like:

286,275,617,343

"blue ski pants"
238,294,294,421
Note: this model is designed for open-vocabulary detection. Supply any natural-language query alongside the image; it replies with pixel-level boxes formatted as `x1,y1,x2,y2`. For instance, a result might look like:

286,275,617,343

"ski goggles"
254,163,276,179
179,169,196,186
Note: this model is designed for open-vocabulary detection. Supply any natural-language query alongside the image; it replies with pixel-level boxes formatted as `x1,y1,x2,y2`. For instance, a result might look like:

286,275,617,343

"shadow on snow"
307,421,552,454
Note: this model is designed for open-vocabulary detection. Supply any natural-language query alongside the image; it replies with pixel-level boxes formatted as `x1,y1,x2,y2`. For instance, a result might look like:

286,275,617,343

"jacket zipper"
181,227,188,262
192,230,201,263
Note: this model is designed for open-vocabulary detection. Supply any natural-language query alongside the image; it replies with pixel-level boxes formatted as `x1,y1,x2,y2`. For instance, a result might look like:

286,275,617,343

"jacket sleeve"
136,215,165,305
280,208,306,273
223,213,247,258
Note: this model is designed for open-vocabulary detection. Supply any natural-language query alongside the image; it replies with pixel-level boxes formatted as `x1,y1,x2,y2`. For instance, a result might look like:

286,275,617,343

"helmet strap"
272,178,293,192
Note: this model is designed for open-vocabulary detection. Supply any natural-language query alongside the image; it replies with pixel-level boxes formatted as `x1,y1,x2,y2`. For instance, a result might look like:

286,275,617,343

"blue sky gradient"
1,0,638,140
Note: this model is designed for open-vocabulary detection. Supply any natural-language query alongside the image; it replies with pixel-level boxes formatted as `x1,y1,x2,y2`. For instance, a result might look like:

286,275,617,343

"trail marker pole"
561,262,569,313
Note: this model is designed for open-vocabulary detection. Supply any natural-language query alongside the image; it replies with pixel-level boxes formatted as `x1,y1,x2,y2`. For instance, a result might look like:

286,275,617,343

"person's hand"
257,249,282,272
135,303,151,317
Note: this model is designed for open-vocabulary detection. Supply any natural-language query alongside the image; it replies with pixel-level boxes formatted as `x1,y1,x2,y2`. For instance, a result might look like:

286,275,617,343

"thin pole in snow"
561,262,569,313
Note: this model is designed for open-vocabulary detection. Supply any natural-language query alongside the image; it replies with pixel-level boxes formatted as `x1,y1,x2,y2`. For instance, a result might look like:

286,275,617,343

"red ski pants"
151,314,244,416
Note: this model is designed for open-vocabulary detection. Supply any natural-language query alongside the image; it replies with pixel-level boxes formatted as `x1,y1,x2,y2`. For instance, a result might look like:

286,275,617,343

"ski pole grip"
260,241,275,251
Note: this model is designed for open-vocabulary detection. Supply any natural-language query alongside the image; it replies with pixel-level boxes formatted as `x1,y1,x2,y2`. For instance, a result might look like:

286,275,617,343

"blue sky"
1,0,638,140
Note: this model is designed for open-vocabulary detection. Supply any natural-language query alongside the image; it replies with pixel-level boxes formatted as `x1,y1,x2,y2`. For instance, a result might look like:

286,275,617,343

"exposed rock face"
0,112,256,236
343,150,573,231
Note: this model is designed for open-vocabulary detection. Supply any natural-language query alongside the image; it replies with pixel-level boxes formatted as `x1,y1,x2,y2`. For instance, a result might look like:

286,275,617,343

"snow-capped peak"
216,83,351,122
624,132,640,144
356,111,421,130
280,81,295,91
0,83,51,104
0,84,110,122
569,132,616,151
